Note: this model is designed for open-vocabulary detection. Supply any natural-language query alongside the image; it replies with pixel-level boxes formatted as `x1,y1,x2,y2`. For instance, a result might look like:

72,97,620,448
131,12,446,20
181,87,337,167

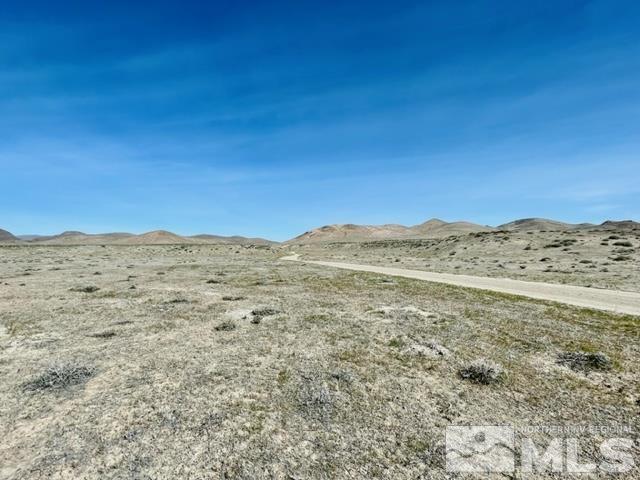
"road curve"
281,254,640,316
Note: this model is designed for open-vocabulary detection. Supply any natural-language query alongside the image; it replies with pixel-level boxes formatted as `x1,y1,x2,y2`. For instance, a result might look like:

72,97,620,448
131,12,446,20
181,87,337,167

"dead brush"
557,351,611,372
215,319,237,331
251,307,280,317
88,330,117,339
296,373,334,424
70,285,100,293
613,241,632,247
250,307,281,324
23,361,96,392
222,295,246,301
459,359,504,385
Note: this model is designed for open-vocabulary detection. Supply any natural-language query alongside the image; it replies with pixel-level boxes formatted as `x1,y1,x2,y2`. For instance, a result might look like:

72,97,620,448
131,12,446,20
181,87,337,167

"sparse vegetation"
70,285,100,293
294,371,335,424
0,238,638,478
613,241,633,247
611,255,631,261
88,330,117,339
214,319,237,331
557,351,612,371
23,362,95,392
459,359,504,384
251,307,280,317
300,227,639,291
222,295,246,301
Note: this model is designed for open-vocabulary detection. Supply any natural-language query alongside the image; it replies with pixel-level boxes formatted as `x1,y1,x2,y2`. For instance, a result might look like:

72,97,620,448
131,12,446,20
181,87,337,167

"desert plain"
0,220,639,479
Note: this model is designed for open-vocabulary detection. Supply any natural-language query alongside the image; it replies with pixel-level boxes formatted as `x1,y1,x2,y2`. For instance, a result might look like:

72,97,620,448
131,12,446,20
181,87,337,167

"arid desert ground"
1,230,639,478
293,225,640,292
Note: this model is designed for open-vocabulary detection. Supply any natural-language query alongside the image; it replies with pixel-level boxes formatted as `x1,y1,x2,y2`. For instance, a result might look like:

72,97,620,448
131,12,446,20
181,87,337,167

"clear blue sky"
1,1,638,240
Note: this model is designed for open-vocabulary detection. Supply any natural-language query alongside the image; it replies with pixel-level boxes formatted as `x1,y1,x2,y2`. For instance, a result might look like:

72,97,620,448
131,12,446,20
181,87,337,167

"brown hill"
599,220,640,230
410,219,493,236
0,228,20,243
288,219,491,244
288,223,410,244
113,230,197,245
24,229,276,245
35,232,134,245
497,218,578,231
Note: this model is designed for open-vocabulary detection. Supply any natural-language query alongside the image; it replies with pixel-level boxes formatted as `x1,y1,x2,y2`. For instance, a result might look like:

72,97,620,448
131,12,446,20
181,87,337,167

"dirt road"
281,254,640,316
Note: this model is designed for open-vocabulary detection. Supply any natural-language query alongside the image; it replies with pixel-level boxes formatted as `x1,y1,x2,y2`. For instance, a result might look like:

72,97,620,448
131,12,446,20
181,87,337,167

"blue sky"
1,0,638,240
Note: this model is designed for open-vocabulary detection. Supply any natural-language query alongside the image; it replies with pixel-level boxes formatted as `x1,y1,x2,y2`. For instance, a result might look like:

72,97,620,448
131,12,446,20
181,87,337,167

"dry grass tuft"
69,285,100,293
23,362,95,392
557,351,611,371
214,319,237,331
295,372,335,424
88,330,117,339
459,359,504,384
251,307,280,317
222,295,246,301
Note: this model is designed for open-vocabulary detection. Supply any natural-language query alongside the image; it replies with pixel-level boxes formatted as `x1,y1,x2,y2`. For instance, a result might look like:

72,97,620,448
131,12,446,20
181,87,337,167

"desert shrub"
613,241,633,247
166,298,189,304
250,307,281,324
611,255,631,262
545,239,576,248
296,373,334,424
251,307,280,317
557,351,611,371
215,320,236,331
222,295,246,301
70,285,100,293
88,330,117,339
459,359,504,385
23,362,95,392
113,320,133,325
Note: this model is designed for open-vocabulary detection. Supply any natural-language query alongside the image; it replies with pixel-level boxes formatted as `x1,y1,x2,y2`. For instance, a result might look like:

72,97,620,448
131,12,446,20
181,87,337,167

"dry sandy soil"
1,244,639,479
294,227,640,292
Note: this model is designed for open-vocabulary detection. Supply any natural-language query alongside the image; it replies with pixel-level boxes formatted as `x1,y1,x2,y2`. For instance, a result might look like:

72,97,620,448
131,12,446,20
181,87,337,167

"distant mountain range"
3,229,274,245
1,218,638,245
286,218,640,244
